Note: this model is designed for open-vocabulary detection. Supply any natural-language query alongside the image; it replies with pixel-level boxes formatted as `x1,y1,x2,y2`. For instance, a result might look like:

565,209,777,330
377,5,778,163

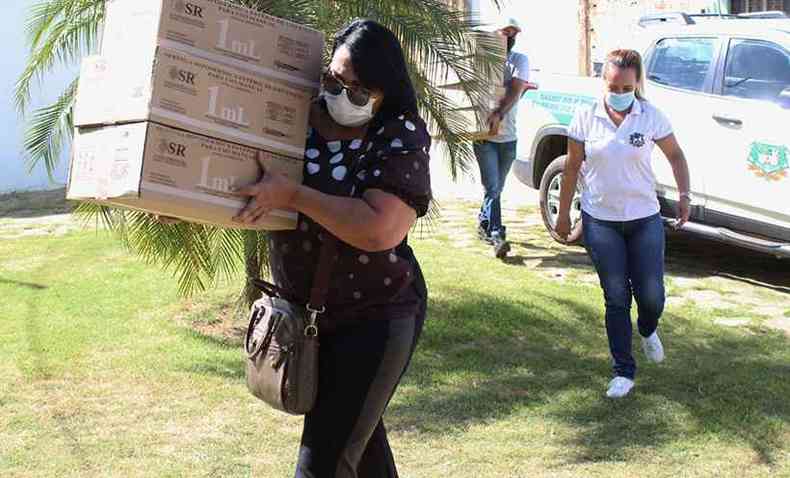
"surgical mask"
606,91,636,112
324,90,375,127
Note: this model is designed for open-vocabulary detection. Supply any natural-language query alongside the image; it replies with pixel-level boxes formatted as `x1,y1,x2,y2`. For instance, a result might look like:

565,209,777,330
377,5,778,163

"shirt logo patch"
629,133,646,148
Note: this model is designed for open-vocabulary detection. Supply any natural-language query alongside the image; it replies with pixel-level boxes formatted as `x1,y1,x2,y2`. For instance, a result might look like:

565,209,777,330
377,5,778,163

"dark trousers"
582,212,666,380
294,299,426,478
474,140,517,235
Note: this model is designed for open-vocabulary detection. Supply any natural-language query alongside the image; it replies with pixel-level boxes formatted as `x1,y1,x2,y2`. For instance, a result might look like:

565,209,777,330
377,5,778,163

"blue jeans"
582,211,666,380
474,140,517,235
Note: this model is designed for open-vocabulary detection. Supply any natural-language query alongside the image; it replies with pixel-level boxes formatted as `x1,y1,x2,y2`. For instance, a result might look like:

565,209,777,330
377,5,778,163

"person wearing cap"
474,16,532,258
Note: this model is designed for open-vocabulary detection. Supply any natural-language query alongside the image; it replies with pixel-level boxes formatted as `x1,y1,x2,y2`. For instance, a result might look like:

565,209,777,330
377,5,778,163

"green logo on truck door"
748,142,789,181
524,90,596,125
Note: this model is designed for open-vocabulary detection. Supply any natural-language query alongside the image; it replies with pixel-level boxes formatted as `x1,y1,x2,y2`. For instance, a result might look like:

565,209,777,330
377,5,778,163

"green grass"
1,229,789,477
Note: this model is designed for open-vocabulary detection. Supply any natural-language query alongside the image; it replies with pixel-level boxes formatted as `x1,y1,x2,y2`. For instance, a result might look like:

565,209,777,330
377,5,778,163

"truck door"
644,36,723,210
703,38,790,233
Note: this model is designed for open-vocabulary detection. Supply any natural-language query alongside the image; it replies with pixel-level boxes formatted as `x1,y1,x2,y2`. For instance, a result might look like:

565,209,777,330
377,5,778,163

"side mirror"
779,87,790,109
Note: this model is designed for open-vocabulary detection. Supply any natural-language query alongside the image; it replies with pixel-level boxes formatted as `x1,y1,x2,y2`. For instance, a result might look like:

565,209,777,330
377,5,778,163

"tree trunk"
243,230,261,306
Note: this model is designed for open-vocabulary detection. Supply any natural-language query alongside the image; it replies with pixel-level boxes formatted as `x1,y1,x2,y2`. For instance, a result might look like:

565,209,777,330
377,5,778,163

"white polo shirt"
568,98,673,222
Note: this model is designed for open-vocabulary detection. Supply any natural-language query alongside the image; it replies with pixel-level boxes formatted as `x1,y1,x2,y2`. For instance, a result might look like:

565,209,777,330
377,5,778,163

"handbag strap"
307,235,338,315
251,233,338,330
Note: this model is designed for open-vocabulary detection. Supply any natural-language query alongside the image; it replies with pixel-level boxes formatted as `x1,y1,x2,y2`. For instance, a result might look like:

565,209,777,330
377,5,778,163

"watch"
679,192,693,201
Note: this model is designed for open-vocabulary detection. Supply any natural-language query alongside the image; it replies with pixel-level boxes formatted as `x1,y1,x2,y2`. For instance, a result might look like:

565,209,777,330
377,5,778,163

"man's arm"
494,78,531,117
487,52,534,131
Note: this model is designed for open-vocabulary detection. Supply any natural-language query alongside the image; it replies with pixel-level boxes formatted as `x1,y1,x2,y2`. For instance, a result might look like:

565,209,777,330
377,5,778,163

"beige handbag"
244,236,337,415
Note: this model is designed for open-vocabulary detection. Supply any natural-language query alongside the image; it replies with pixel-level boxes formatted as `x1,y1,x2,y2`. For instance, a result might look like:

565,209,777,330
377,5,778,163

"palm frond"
15,0,103,114
21,77,78,180
21,0,503,302
326,0,504,173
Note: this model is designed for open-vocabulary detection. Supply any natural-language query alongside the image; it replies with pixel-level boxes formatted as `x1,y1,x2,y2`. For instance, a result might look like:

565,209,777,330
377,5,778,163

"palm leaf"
15,0,103,116
21,77,78,180
21,0,502,303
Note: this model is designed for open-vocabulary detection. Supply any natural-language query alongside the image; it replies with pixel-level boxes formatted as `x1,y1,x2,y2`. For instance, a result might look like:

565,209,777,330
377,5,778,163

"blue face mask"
606,91,636,112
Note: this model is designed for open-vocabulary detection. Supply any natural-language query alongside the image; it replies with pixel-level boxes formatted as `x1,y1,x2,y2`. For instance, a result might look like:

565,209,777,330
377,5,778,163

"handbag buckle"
305,303,325,337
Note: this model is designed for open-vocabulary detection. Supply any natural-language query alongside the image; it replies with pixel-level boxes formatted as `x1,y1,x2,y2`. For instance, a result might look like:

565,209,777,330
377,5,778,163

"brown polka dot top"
268,110,432,319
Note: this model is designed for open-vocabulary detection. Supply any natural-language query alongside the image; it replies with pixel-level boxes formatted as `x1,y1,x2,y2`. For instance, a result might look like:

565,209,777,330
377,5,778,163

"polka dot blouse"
268,109,432,318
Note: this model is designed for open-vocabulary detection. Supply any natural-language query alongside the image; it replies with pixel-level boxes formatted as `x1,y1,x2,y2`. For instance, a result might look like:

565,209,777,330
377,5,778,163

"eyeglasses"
322,70,372,107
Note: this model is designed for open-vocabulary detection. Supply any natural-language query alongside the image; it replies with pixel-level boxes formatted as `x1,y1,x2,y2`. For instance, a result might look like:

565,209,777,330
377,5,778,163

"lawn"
1,221,789,477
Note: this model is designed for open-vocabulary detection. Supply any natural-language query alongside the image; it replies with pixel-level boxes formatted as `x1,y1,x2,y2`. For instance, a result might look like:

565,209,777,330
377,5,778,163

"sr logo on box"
174,0,204,18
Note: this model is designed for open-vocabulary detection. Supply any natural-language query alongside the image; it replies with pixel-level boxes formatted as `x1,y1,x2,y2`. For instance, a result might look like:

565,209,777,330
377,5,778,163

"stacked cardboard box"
438,31,507,140
68,0,325,230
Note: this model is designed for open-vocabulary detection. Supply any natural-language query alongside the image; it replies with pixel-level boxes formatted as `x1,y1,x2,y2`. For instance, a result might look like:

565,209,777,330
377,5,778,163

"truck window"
647,38,717,92
723,39,790,104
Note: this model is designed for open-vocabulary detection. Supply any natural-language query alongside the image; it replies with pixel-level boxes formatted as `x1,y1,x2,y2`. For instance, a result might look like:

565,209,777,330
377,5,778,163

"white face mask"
323,90,375,127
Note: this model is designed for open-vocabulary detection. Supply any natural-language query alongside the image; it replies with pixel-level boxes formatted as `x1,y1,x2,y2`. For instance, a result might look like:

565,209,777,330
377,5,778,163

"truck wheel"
539,155,583,245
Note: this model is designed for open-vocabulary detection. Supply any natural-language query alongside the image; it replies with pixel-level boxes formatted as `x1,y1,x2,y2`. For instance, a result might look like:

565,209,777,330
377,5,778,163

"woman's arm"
292,186,416,252
556,139,585,240
656,133,691,228
233,164,416,252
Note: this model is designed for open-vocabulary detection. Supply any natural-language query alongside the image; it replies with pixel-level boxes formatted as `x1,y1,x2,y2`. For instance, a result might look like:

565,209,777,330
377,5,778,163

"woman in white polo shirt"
556,49,691,399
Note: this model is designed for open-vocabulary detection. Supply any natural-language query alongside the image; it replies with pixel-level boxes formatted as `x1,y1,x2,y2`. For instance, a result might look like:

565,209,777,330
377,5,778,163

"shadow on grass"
180,326,246,380
175,280,789,467
509,229,789,293
664,231,790,293
387,288,790,467
0,277,48,290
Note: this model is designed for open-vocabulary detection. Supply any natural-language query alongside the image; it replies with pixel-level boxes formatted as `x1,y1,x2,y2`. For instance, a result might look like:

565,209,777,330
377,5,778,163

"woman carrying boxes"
235,19,431,478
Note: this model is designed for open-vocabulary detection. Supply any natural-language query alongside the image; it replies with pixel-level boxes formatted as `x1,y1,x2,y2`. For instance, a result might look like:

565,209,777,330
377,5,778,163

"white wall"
0,1,75,193
470,0,581,76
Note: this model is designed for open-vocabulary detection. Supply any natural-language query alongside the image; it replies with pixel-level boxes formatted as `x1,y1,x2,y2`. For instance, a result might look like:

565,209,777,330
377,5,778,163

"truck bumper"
513,157,538,190
665,218,790,259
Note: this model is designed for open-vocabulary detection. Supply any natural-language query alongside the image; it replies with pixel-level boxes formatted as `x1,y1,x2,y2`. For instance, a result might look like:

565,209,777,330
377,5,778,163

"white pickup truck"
512,13,790,258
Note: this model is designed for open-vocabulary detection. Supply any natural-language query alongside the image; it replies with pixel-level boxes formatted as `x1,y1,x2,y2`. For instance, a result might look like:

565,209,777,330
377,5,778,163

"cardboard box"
443,85,506,140
435,31,506,89
101,0,325,90
74,50,312,159
67,122,302,230
433,30,507,140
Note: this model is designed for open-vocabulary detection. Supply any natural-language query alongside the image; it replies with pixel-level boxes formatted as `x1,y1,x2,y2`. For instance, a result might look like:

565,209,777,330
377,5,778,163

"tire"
539,155,584,245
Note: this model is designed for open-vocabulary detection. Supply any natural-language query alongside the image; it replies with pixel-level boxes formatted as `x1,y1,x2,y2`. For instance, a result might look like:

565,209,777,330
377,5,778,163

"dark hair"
332,19,419,122
604,49,646,99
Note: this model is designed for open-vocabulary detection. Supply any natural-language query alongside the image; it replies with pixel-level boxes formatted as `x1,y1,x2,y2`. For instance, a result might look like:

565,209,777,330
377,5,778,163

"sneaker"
642,331,665,363
606,376,635,399
491,231,511,259
477,224,492,243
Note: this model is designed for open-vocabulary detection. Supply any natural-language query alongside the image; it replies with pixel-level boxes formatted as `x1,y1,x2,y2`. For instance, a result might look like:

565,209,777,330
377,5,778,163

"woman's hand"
155,215,182,225
233,159,300,224
555,212,572,241
676,196,691,229
656,134,691,230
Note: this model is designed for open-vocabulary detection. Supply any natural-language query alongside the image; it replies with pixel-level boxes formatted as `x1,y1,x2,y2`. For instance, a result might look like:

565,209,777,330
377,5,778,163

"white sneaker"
606,377,635,398
642,332,665,363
